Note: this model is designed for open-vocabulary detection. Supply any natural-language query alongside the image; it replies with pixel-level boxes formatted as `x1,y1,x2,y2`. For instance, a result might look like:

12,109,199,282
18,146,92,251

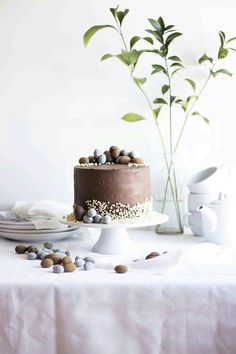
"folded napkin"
129,243,236,277
12,200,72,219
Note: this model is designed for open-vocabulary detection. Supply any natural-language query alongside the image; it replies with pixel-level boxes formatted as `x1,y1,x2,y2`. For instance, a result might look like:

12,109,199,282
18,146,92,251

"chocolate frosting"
74,164,151,209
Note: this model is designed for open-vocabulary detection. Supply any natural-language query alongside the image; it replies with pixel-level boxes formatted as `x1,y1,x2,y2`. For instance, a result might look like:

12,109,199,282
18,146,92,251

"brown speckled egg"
114,265,128,273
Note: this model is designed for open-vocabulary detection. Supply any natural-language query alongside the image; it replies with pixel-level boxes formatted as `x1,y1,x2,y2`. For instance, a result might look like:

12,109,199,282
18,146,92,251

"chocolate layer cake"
74,164,151,221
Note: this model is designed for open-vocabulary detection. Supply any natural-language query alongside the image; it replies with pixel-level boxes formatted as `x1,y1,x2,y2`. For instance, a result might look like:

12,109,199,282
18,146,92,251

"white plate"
0,227,80,242
0,225,78,234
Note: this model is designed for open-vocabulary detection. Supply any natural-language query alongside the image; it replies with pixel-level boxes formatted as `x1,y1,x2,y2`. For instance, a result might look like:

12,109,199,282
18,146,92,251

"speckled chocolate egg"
63,262,76,272
27,252,37,260
110,146,120,159
15,245,28,254
145,251,160,260
88,155,96,163
102,215,111,224
114,265,128,273
120,149,129,156
41,258,53,268
94,149,103,158
104,150,113,162
74,205,85,221
51,256,61,265
116,156,131,164
62,256,72,265
53,265,64,273
131,157,144,165
79,157,89,164
97,154,106,165
83,215,93,224
27,246,39,254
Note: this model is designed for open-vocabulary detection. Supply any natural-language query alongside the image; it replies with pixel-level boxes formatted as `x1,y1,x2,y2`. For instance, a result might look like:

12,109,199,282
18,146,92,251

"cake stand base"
62,211,168,255
92,227,132,254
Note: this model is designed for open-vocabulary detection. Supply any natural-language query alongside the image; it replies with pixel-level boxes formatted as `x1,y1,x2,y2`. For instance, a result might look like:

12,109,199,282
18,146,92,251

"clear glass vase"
155,153,185,234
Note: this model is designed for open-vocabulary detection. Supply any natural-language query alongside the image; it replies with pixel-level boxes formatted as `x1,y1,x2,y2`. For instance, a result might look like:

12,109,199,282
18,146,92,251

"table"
0,229,236,354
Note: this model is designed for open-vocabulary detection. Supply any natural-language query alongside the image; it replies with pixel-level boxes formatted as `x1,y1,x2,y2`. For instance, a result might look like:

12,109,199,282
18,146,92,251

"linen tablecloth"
0,229,236,354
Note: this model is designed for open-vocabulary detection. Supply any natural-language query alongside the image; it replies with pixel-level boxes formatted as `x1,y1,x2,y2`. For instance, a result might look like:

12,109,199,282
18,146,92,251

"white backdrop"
0,0,236,209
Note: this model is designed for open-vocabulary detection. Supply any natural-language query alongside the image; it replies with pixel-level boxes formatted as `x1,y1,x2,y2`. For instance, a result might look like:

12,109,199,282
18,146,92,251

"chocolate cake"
72,146,152,224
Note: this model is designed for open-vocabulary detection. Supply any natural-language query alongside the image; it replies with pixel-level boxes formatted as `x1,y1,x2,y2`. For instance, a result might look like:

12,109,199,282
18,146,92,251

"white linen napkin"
12,200,72,219
11,200,72,230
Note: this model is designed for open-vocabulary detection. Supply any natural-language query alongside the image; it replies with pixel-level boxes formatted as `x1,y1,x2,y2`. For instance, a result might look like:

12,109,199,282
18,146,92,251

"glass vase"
155,153,185,234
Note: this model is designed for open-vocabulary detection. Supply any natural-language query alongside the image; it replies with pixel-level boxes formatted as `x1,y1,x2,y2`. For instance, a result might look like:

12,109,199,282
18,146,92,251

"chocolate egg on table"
145,251,160,260
79,157,89,164
64,262,76,272
114,265,128,273
53,265,64,273
28,246,39,254
41,258,53,268
131,157,144,165
43,241,53,250
39,251,49,260
75,259,85,268
27,252,37,260
51,256,61,265
65,250,72,257
110,146,120,159
62,256,72,265
15,245,27,254
83,256,96,264
84,261,94,270
94,149,103,159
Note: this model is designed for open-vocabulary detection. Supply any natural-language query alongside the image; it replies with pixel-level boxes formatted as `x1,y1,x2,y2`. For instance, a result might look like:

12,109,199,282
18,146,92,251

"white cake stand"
62,211,168,255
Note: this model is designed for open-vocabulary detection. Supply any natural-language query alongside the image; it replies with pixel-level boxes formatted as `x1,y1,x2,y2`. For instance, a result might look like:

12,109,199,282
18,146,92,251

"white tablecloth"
0,229,236,354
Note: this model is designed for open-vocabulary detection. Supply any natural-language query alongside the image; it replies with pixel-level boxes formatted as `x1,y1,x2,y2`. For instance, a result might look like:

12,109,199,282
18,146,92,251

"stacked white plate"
0,211,79,242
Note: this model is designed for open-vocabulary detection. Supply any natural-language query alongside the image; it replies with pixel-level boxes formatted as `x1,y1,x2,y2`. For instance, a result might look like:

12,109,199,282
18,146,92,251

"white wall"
0,0,236,209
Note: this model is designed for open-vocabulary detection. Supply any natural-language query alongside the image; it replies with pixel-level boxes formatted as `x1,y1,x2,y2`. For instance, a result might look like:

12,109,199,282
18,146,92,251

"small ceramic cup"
183,211,204,237
188,192,216,211
187,165,231,195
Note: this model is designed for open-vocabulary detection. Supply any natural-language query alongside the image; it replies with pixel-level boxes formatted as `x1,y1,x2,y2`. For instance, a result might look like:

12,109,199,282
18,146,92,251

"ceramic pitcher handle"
183,212,193,227
219,163,231,180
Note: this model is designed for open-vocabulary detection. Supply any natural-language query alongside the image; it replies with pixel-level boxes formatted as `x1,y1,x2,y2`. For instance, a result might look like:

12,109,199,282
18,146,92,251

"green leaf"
143,36,154,45
117,9,129,25
192,112,209,124
198,53,213,64
151,64,166,74
175,99,183,104
117,49,139,66
121,113,145,122
170,62,184,68
153,98,168,105
110,6,119,19
185,78,196,91
227,36,236,43
171,68,182,77
154,106,162,120
146,29,163,44
170,96,176,105
168,55,181,62
133,77,147,86
162,85,170,94
218,47,228,59
148,18,162,32
219,31,225,46
229,47,236,52
83,25,116,47
130,36,141,49
212,68,233,77
157,17,165,31
165,32,182,46
101,53,114,61
181,100,188,112
165,25,175,31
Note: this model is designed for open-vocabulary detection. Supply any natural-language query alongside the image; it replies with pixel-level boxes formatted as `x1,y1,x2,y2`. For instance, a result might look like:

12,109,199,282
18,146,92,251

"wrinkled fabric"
0,232,236,354
12,200,72,219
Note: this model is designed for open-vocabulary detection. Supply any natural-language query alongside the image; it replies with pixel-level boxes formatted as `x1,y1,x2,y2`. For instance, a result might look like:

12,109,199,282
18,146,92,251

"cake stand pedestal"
63,211,168,255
